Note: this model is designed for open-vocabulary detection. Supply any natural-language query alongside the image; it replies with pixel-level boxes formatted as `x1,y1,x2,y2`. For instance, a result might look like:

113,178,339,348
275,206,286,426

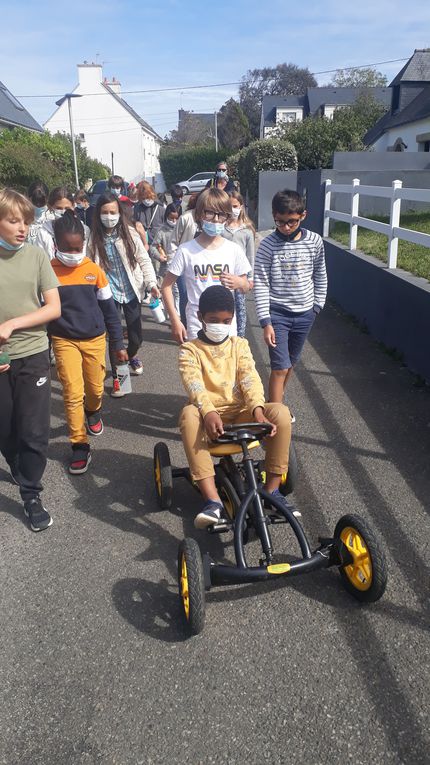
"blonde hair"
0,187,34,224
229,190,255,234
137,180,157,201
195,188,231,223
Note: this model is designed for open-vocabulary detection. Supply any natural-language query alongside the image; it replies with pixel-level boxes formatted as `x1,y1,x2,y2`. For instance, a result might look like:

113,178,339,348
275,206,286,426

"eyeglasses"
203,209,229,223
274,217,302,229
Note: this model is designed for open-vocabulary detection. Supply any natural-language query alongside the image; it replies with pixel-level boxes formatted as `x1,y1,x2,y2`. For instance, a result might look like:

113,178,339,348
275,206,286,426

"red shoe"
111,378,125,398
69,444,92,475
86,409,104,436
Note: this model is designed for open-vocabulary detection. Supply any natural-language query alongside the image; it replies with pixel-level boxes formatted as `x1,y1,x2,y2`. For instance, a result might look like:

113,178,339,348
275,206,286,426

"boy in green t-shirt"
0,188,61,531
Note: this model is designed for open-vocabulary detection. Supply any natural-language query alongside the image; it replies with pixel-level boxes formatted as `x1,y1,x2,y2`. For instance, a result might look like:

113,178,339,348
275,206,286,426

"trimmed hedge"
159,146,226,189
234,139,297,205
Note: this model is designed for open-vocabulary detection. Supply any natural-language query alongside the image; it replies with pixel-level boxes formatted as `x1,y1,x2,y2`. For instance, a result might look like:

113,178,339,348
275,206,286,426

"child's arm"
161,246,187,343
313,238,327,311
236,339,266,414
135,221,149,251
133,235,160,298
253,241,275,346
149,231,167,263
0,287,61,344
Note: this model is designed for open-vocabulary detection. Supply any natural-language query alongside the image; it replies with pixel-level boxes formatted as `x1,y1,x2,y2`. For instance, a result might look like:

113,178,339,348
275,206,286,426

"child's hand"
204,411,224,441
263,325,276,347
150,286,161,299
0,364,10,374
253,407,277,437
220,273,242,290
0,321,15,344
116,349,128,363
171,319,187,344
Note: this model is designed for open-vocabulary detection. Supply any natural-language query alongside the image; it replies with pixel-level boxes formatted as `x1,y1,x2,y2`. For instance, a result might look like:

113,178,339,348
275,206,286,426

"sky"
1,0,429,139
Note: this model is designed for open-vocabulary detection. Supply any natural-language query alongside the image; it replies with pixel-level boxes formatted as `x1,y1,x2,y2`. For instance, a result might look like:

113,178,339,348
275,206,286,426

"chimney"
105,76,121,96
77,62,102,93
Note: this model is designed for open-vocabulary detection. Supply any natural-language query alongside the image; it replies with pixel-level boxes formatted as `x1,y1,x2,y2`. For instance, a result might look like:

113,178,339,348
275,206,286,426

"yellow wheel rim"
154,456,161,496
180,554,190,619
220,488,234,519
340,526,373,591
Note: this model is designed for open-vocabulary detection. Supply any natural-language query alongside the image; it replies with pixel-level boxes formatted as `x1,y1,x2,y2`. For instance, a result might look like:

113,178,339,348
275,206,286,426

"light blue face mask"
0,237,24,251
34,205,47,219
202,221,225,237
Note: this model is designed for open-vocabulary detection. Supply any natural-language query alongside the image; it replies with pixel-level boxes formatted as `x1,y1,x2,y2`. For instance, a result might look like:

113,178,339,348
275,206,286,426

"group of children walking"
0,171,326,532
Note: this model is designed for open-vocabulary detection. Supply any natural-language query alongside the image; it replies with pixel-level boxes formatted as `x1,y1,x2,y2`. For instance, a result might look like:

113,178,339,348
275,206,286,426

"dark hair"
170,184,183,200
28,180,49,207
272,189,305,215
164,203,178,222
75,190,89,203
108,175,124,190
89,192,138,272
53,209,84,246
48,186,74,207
199,285,235,317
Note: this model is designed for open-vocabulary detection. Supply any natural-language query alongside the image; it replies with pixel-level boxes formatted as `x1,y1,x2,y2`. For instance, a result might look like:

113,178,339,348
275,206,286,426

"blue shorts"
268,305,316,370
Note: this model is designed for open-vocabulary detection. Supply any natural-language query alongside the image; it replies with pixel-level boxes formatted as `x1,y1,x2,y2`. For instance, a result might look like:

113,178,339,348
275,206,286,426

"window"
0,84,24,111
79,133,85,141
277,110,298,123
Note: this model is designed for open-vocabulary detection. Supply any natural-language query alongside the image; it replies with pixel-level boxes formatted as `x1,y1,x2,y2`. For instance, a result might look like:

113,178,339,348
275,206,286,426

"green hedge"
159,146,226,189
233,139,297,205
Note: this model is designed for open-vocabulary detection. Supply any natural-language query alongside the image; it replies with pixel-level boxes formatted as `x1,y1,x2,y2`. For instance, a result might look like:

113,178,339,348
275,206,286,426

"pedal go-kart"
153,423,387,635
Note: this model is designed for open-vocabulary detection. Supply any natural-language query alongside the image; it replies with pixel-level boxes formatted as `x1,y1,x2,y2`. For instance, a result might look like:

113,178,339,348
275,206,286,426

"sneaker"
271,489,302,518
111,377,125,398
23,497,53,532
69,444,92,475
86,409,104,436
290,411,296,424
129,357,143,375
194,500,224,530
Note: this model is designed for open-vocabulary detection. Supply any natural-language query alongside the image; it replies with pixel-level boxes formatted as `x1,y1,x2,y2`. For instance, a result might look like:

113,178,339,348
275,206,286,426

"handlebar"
214,422,273,444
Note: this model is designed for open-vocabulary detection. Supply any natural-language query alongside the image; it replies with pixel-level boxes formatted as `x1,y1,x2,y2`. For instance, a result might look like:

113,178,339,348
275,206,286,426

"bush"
159,145,226,189
236,139,297,205
0,128,109,192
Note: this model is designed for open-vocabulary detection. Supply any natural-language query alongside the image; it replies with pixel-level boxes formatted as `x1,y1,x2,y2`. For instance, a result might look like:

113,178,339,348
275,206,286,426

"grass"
330,210,430,283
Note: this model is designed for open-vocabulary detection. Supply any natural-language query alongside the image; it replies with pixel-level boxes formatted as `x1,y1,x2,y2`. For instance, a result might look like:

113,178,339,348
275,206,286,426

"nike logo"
36,377,48,387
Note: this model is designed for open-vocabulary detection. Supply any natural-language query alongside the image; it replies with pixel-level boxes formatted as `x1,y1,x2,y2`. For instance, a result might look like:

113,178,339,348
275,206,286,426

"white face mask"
111,188,121,197
166,219,176,228
100,213,120,228
203,322,231,343
142,199,154,207
53,209,66,219
56,249,86,267
231,206,241,219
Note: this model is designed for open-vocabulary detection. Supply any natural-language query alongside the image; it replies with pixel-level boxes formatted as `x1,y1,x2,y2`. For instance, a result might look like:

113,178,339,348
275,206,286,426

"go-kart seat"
209,440,260,457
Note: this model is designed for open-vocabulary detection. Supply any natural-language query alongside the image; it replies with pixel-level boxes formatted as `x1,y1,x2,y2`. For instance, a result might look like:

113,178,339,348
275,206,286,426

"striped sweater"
253,229,327,327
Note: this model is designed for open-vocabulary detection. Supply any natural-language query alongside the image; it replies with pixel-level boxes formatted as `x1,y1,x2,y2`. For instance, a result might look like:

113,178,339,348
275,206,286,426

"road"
1,297,429,765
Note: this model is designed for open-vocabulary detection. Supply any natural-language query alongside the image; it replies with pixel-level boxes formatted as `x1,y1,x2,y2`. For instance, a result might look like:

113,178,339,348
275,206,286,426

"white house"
44,63,163,186
364,49,430,153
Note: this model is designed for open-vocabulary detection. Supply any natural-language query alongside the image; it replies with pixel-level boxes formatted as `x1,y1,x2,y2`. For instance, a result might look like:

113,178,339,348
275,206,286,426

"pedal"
208,520,232,534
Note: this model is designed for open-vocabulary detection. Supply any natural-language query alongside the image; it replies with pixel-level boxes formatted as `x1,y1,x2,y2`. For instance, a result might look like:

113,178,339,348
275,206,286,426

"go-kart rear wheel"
278,440,298,496
153,442,173,509
216,470,240,521
334,514,387,603
178,538,205,635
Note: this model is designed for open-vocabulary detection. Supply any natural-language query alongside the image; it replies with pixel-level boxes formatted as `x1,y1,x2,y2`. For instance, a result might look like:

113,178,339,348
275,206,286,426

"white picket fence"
323,179,430,268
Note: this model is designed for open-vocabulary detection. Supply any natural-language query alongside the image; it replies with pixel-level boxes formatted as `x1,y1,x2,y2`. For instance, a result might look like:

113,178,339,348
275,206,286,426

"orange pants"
179,403,291,482
52,334,106,445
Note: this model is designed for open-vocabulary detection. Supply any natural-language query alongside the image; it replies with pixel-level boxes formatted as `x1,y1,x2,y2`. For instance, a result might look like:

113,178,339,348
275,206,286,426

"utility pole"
214,110,218,152
55,93,82,189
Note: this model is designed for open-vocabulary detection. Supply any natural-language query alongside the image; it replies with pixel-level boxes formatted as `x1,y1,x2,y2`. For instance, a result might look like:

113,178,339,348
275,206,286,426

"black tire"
334,514,387,603
181,186,189,195
279,440,298,496
178,538,206,635
153,442,173,509
216,470,241,521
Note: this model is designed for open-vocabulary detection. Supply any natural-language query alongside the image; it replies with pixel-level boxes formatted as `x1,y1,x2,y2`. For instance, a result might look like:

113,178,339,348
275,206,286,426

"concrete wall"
325,239,430,383
333,152,430,170
258,171,298,230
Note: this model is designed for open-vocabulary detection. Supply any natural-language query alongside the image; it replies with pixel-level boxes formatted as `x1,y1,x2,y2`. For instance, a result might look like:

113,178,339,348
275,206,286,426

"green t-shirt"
0,243,59,360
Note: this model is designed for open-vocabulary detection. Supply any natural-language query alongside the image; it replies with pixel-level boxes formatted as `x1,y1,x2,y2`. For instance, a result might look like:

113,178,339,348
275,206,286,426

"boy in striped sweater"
254,190,327,409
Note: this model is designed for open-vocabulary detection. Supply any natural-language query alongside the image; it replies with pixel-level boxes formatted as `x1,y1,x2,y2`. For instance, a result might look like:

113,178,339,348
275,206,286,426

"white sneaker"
194,502,223,529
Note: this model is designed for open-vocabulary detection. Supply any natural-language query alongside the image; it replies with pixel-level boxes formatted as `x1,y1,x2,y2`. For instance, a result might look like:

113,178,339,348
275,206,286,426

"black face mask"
276,227,302,242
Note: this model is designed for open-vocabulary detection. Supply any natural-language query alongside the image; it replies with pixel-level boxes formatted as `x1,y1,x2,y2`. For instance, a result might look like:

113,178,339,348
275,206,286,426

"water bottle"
0,350,10,365
149,297,166,323
116,362,132,394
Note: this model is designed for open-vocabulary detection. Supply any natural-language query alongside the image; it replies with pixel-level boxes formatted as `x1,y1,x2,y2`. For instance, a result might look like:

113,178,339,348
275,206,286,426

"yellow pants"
179,403,291,482
52,334,106,445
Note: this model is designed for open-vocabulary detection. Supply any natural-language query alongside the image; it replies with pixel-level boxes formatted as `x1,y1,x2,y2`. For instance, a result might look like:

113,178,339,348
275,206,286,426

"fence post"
387,179,402,268
323,179,331,237
349,178,360,250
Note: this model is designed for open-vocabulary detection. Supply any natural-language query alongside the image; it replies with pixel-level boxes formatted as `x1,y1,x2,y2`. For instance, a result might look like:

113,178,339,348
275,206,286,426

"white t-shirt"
168,237,251,339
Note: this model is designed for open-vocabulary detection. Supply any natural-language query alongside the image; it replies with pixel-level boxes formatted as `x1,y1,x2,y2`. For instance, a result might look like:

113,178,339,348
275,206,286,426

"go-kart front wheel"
178,539,206,635
334,514,387,603
153,442,173,509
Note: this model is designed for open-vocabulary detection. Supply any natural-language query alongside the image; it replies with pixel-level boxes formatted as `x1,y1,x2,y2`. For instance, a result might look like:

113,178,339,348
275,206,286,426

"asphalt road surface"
1,298,429,765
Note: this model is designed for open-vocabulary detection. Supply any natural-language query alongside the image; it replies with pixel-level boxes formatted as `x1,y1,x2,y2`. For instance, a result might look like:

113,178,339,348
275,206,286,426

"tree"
330,67,388,88
166,112,215,147
217,99,251,151
277,94,387,170
239,63,317,138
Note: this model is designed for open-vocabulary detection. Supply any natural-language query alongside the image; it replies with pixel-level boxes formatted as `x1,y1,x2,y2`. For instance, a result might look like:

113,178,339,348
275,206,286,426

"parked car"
87,179,129,206
177,172,215,195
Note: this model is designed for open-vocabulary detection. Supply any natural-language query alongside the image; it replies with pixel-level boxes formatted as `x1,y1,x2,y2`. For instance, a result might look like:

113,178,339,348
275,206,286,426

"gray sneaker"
24,497,53,532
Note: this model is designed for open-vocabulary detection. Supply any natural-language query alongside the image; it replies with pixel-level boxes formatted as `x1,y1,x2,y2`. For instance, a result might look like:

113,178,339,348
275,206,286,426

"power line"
16,57,408,99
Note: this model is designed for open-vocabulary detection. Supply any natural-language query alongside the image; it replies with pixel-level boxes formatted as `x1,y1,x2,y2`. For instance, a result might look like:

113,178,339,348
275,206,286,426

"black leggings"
0,350,51,501
109,297,143,376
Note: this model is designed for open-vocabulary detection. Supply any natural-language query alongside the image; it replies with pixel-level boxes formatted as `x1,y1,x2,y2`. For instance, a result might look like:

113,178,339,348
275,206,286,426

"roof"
261,95,306,126
390,49,430,86
364,86,430,145
102,83,163,142
0,81,43,132
307,86,391,115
